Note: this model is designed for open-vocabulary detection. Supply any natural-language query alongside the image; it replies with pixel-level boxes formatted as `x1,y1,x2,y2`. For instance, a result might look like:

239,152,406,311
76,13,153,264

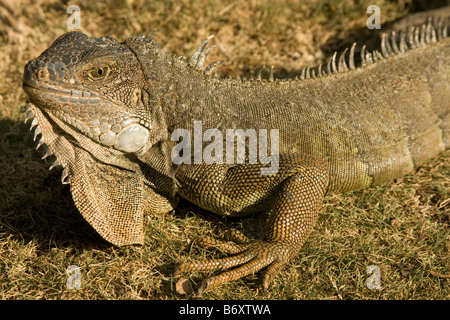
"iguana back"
153,29,449,194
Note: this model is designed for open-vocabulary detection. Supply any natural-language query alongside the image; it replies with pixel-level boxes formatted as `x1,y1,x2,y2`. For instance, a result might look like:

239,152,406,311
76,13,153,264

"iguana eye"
89,66,109,79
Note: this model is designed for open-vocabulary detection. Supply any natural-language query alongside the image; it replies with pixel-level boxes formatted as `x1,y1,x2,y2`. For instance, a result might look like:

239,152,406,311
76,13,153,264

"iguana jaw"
23,73,151,154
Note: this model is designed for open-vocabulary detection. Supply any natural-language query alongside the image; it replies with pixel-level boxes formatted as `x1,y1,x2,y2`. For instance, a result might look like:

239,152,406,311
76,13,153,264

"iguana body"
22,17,449,293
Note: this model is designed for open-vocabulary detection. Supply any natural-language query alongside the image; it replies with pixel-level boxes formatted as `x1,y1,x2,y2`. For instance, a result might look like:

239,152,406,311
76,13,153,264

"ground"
0,0,448,299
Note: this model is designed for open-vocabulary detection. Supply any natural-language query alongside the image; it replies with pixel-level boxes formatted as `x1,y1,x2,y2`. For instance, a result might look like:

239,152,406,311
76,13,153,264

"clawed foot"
173,230,295,295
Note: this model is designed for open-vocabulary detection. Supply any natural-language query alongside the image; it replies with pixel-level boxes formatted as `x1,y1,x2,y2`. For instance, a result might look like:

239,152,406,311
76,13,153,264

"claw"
174,238,294,294
260,261,285,290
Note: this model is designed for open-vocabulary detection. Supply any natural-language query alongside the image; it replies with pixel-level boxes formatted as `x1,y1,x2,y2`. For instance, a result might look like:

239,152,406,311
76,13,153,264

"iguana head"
22,31,166,154
22,31,178,246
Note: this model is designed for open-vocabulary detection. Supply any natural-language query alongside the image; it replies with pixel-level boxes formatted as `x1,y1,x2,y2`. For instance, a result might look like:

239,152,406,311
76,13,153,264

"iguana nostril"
37,68,49,81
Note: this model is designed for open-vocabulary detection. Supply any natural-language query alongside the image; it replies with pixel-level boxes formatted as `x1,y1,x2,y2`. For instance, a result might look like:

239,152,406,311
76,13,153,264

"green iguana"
22,17,449,294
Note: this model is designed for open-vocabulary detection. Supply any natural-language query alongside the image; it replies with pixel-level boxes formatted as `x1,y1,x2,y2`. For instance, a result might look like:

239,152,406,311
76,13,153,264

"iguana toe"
175,239,295,294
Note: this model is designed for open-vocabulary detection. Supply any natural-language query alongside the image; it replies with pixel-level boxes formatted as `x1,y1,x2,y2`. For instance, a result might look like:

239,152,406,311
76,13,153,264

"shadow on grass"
0,118,110,252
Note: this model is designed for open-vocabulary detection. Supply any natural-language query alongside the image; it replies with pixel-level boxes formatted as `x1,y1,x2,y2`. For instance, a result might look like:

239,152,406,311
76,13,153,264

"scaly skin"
22,17,449,294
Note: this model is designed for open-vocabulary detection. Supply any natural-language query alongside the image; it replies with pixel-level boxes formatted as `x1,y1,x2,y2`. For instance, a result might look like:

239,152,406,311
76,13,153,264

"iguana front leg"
173,155,328,293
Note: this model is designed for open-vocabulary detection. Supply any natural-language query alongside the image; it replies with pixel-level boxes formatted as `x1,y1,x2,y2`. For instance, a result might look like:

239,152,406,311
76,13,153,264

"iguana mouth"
23,80,151,154
22,81,101,105
22,60,101,106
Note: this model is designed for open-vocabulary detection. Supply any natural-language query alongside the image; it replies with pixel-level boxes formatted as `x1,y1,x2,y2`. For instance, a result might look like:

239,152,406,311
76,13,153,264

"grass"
0,0,449,299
